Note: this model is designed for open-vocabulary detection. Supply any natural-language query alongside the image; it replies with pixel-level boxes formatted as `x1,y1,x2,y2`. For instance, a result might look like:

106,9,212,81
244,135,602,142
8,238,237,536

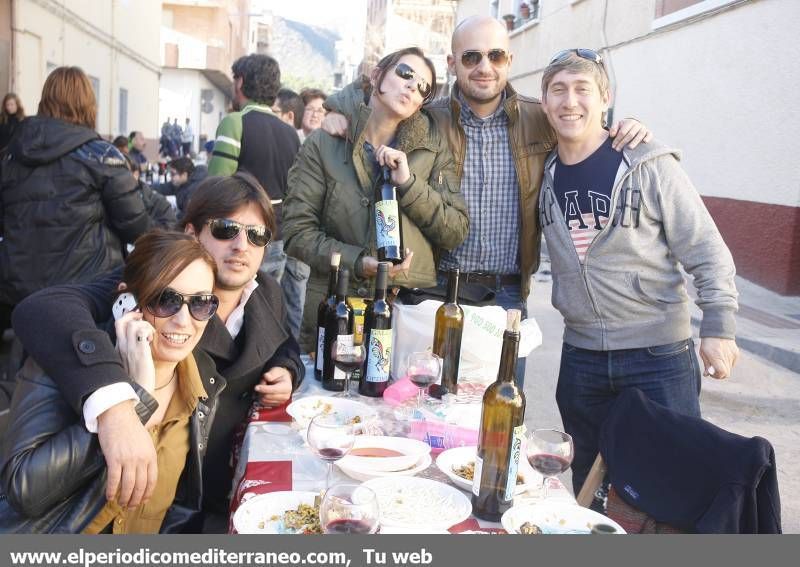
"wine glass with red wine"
307,414,356,490
407,352,442,413
526,428,574,499
331,338,366,398
320,484,380,535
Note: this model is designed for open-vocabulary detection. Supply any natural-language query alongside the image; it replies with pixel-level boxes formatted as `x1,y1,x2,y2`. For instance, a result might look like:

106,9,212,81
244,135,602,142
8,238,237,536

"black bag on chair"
599,388,781,533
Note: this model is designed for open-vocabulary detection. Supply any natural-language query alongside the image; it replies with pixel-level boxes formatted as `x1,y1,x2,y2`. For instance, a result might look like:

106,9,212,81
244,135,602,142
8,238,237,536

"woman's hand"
114,311,157,394
374,145,411,186
360,248,414,279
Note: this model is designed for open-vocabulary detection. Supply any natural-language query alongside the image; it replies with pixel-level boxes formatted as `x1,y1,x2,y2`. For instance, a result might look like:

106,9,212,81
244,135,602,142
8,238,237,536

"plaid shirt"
440,93,520,275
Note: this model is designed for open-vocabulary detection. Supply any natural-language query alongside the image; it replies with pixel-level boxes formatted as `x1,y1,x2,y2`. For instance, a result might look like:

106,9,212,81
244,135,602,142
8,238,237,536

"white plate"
436,446,540,495
286,395,378,429
337,453,433,482
379,525,450,534
232,491,319,534
362,477,472,530
339,436,431,472
501,501,627,535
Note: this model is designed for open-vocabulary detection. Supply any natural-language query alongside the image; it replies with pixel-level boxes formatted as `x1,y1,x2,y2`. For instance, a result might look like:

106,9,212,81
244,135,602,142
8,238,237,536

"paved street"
523,277,799,533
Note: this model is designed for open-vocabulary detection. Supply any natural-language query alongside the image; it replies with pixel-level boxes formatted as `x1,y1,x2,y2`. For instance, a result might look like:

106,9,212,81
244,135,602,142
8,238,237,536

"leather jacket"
0,350,225,533
426,83,557,300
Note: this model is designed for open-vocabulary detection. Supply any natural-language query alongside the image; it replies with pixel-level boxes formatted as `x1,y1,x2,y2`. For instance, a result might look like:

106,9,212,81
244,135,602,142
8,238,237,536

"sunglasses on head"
147,288,219,321
207,218,271,247
460,49,509,69
549,48,603,66
394,62,432,99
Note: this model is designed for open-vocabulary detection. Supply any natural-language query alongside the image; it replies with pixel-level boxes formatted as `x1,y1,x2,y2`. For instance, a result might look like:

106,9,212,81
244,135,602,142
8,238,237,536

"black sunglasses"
460,49,509,69
207,218,271,247
549,48,603,66
147,288,219,322
394,63,432,100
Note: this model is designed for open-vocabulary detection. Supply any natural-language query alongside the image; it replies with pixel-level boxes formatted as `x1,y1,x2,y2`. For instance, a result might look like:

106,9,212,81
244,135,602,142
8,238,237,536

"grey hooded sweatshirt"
539,140,738,351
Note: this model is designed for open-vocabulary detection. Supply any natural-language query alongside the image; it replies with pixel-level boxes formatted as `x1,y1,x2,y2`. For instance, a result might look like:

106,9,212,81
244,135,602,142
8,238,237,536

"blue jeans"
556,339,702,494
260,240,309,340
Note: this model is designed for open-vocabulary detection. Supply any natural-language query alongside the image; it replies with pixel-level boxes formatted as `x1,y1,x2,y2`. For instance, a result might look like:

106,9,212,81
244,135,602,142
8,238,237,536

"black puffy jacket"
0,350,226,534
0,116,151,305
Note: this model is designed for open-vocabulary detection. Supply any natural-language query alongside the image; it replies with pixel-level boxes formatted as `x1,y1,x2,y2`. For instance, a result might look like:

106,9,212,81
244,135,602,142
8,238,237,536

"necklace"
155,370,177,391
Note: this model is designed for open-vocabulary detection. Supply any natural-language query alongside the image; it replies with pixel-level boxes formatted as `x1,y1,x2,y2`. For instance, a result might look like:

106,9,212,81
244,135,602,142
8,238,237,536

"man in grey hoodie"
538,49,740,496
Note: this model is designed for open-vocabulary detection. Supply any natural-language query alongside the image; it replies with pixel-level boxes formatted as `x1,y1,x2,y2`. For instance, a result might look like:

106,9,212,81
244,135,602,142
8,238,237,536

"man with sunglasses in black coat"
11,173,303,532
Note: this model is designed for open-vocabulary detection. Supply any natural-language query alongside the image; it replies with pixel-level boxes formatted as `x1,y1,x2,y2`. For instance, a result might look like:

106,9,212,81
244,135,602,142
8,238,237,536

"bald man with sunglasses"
11,174,304,532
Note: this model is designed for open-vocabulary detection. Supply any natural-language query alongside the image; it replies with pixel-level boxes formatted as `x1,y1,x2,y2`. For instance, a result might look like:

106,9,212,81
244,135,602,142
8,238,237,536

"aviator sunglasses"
394,62,432,99
147,288,220,322
549,48,603,66
207,218,272,247
460,49,509,68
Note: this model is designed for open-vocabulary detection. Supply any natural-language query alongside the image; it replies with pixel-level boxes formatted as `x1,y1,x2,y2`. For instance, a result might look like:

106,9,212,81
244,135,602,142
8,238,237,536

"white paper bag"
392,299,542,383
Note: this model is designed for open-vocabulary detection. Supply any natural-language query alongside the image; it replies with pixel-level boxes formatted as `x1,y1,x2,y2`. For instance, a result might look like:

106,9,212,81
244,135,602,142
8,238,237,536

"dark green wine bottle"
432,268,463,394
472,309,526,521
315,251,341,380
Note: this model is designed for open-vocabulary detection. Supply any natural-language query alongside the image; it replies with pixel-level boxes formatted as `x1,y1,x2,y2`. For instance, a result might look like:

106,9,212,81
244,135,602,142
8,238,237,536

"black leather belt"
449,271,520,289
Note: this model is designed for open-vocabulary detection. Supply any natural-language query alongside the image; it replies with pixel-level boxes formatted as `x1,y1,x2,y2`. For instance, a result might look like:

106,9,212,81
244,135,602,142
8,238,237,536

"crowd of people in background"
0,13,750,534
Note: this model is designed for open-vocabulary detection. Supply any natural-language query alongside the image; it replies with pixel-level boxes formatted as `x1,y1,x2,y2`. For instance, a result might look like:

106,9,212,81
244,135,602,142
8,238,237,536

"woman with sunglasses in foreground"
0,231,225,533
283,47,469,352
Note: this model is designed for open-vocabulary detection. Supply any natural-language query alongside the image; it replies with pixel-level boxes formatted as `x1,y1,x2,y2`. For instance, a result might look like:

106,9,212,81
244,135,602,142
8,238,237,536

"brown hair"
300,88,327,106
180,172,275,236
361,47,438,105
541,52,610,100
122,230,217,311
37,67,97,129
0,93,25,124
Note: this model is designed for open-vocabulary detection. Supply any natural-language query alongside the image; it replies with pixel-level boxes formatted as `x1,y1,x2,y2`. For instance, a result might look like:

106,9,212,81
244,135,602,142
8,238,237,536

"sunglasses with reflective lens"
394,63,432,100
460,49,509,69
147,288,220,321
549,48,603,66
207,218,271,247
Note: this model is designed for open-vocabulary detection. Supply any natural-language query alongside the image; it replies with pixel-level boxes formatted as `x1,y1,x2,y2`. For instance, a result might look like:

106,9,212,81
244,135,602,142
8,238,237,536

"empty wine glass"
331,338,366,398
307,414,356,490
320,483,380,534
526,428,574,499
407,352,442,413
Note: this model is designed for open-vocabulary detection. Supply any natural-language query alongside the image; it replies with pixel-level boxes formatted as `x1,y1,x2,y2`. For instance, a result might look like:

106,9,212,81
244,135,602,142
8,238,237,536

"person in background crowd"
0,66,150,325
154,156,208,217
322,15,651,388
537,49,739,497
160,117,176,158
284,47,469,353
299,88,327,139
208,54,308,341
123,154,176,230
128,130,148,172
0,231,224,533
272,88,304,142
13,173,304,533
0,93,25,151
181,118,194,157
112,135,129,155
170,119,182,157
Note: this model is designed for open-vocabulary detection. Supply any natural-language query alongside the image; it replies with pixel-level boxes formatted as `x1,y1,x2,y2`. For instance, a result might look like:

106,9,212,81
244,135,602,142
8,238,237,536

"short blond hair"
541,52,610,99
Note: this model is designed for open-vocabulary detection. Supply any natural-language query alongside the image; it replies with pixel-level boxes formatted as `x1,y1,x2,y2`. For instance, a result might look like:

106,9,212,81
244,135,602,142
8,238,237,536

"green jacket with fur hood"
283,81,469,351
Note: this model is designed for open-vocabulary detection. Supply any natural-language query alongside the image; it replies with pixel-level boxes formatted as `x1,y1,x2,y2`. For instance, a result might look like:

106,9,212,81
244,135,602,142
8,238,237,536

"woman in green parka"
283,47,469,352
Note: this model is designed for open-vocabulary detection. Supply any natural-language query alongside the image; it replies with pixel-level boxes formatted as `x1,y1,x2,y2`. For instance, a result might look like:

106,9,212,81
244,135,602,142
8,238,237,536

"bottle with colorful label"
360,262,393,397
375,166,403,264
